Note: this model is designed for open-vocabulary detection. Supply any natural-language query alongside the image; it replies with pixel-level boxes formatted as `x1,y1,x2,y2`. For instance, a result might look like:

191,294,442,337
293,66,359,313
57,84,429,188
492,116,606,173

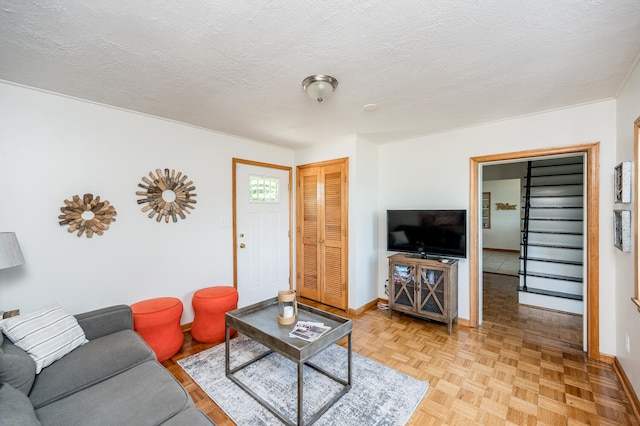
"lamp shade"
0,232,25,270
302,75,338,103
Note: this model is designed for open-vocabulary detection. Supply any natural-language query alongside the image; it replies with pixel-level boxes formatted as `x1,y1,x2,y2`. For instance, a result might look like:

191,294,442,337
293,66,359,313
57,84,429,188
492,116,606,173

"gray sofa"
0,305,215,426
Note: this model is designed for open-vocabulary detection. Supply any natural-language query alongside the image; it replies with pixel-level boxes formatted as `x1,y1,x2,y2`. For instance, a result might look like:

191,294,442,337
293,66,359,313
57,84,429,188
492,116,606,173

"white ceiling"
1,1,640,149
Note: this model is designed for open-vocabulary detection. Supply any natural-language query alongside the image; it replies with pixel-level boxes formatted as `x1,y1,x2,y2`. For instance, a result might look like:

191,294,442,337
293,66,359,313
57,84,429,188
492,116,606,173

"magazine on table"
289,321,331,342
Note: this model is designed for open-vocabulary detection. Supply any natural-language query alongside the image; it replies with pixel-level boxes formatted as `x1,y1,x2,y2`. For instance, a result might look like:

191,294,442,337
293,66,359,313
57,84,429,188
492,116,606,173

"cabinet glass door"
417,267,445,317
391,263,415,310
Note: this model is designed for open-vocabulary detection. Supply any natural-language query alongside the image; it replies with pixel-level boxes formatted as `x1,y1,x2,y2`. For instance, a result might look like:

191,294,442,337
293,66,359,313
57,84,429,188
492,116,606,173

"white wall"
615,59,640,393
352,138,380,308
482,179,521,251
378,100,618,355
0,82,294,323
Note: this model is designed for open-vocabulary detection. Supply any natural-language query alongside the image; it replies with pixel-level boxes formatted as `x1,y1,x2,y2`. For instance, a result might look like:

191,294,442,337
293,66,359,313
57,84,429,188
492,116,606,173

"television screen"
387,209,467,258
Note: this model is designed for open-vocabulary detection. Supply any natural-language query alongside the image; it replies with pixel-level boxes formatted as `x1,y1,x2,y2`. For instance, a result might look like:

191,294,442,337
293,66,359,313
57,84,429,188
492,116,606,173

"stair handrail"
522,161,532,292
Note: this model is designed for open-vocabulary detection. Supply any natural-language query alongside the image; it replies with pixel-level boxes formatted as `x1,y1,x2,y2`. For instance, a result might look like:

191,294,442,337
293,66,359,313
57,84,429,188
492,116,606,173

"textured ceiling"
1,1,640,149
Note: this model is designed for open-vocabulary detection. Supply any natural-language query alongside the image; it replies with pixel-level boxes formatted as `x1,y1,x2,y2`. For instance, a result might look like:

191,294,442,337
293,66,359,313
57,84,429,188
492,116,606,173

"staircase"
519,156,584,315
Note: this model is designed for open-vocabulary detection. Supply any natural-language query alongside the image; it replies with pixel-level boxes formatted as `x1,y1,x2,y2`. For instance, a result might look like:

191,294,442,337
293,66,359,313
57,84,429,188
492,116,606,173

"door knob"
239,243,246,248
239,233,244,237
317,239,324,243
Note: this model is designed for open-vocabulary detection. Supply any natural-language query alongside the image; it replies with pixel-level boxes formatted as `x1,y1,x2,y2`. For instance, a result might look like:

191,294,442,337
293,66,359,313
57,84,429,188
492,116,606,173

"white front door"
234,161,291,307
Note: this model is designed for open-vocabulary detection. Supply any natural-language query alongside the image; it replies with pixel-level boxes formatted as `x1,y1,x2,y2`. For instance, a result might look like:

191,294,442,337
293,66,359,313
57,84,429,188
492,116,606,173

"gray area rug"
178,334,429,425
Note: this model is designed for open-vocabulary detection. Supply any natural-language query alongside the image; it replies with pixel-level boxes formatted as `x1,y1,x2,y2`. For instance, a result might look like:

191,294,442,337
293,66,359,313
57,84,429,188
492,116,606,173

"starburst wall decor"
136,168,197,223
58,193,117,238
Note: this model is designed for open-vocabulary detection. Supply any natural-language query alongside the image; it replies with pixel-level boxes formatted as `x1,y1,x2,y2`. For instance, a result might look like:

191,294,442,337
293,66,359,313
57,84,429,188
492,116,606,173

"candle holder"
277,290,297,325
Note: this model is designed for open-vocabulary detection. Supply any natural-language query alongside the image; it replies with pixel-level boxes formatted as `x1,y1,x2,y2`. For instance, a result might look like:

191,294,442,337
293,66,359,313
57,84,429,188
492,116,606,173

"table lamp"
0,232,25,270
0,232,24,318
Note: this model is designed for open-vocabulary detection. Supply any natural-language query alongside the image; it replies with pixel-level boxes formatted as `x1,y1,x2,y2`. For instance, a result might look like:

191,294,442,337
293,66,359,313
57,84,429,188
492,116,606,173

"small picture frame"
614,161,632,203
482,192,491,229
614,209,631,252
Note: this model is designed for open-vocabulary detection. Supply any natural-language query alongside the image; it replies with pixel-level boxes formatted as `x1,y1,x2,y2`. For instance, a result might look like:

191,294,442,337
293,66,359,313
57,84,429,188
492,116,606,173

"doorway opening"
470,143,601,358
482,155,586,352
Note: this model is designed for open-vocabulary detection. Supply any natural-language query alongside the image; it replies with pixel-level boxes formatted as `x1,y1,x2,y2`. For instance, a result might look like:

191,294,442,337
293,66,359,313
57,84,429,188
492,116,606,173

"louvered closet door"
319,163,347,309
296,159,348,310
298,166,321,302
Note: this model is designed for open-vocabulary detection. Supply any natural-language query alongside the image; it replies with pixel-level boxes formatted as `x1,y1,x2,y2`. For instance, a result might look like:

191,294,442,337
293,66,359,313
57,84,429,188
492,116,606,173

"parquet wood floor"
163,273,638,425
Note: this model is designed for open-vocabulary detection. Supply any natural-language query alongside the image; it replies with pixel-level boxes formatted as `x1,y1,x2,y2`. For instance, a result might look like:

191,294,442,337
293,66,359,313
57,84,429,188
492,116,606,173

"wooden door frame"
469,142,601,359
232,158,293,290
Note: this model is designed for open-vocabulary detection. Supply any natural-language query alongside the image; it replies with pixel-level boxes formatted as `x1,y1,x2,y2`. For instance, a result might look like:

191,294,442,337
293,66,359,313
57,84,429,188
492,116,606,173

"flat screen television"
387,209,467,258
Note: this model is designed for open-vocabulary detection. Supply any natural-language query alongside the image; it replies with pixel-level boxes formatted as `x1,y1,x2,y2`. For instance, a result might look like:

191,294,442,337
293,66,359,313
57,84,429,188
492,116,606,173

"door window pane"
250,175,279,203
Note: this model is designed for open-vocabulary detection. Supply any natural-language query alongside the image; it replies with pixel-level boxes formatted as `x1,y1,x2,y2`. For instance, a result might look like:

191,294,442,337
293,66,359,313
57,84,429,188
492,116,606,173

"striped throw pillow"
0,305,88,374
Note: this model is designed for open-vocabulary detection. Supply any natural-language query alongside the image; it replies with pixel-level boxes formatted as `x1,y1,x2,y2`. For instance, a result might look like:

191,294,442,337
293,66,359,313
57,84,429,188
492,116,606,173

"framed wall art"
614,161,632,203
482,192,490,229
58,193,117,238
614,209,631,252
136,168,197,223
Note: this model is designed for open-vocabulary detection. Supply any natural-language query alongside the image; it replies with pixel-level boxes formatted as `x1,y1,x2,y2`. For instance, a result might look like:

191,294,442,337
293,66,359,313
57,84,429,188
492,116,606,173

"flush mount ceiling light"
302,75,338,103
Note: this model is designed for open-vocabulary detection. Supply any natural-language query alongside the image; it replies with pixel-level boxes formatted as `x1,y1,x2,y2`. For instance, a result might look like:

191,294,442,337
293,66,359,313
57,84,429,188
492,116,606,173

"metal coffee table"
225,298,352,426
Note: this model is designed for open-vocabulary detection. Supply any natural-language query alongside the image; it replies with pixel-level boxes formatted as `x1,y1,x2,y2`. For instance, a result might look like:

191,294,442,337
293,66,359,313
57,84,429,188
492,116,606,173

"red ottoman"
191,286,239,342
131,297,184,362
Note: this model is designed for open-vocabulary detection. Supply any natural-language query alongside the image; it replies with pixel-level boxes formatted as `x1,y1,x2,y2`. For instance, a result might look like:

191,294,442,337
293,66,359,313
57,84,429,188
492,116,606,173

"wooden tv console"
388,253,458,334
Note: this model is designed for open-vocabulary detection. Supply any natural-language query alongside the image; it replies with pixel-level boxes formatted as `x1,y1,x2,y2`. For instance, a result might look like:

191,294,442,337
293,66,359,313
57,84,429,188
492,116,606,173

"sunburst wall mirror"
58,193,117,238
137,168,197,223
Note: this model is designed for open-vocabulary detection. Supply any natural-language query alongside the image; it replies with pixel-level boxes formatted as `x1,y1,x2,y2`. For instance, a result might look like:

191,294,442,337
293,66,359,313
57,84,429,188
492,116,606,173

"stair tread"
523,230,583,235
522,206,583,210
526,183,584,187
518,271,582,282
519,257,583,266
528,172,583,178
518,286,583,301
522,242,582,250
530,162,583,168
522,194,583,198
526,218,583,222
